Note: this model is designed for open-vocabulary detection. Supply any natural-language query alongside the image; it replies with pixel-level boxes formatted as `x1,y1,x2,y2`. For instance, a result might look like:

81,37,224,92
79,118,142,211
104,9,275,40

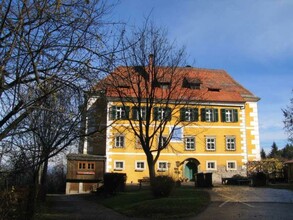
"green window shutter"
213,109,219,122
132,107,138,120
221,109,226,122
180,108,186,121
153,107,158,120
124,106,130,119
201,108,206,121
233,109,238,122
192,108,199,121
110,106,116,120
166,107,171,121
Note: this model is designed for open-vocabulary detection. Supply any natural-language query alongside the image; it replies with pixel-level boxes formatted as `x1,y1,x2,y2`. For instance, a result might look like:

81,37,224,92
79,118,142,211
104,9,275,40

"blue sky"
110,0,293,152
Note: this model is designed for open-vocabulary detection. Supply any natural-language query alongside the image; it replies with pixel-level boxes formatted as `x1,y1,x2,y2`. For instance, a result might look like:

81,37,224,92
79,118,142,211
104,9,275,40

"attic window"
159,82,170,89
183,77,201,89
208,88,220,92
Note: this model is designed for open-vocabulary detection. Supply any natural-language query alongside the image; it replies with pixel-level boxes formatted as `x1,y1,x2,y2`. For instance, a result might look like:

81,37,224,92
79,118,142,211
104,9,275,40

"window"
201,108,218,122
114,161,124,170
206,137,216,151
109,106,130,120
135,161,145,171
78,162,95,170
132,106,147,120
115,135,125,148
227,161,237,170
158,161,168,171
170,126,182,142
221,109,238,122
206,161,217,170
226,136,236,151
180,108,199,122
158,136,168,148
185,137,195,150
153,107,171,121
135,137,143,149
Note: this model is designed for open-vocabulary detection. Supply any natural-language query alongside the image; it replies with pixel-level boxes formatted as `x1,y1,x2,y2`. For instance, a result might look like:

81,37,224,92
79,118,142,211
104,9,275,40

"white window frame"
135,161,145,171
115,135,125,148
116,106,125,119
158,108,166,120
157,161,168,172
135,137,142,149
114,160,125,170
225,109,232,122
226,161,237,170
226,136,236,151
158,136,168,148
206,137,216,151
206,161,217,171
170,126,183,142
205,109,212,122
184,136,195,150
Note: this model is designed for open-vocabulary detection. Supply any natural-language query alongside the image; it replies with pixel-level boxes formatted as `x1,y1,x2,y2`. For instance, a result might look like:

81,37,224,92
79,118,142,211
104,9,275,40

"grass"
101,187,210,219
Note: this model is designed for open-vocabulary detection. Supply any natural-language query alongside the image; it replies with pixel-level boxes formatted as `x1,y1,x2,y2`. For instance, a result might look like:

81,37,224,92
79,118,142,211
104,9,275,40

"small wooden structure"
66,154,106,194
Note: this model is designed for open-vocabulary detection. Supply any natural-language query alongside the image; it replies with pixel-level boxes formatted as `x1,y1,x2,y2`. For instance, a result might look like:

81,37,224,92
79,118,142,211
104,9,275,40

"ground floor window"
157,161,168,172
78,162,95,170
206,161,217,170
114,161,125,170
226,161,237,170
135,161,145,171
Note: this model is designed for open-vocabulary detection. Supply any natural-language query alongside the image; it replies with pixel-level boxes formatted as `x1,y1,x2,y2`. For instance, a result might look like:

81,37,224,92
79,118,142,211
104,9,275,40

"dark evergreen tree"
268,142,280,158
260,148,267,159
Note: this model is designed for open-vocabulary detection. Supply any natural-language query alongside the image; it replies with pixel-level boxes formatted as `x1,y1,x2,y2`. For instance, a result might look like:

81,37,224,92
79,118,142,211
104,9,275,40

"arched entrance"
183,158,200,181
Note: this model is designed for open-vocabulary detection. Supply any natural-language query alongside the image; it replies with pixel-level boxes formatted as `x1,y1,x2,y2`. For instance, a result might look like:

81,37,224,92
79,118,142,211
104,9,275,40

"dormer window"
208,88,220,92
183,77,201,89
159,82,170,89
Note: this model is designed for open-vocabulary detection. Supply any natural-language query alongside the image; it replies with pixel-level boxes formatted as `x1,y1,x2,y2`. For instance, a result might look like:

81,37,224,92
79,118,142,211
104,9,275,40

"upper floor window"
158,136,168,149
114,135,125,148
180,108,199,122
206,137,216,151
135,137,143,149
153,107,171,121
109,106,130,120
221,109,238,122
132,106,147,120
78,162,95,170
201,108,218,122
170,126,182,142
226,136,236,151
185,137,195,150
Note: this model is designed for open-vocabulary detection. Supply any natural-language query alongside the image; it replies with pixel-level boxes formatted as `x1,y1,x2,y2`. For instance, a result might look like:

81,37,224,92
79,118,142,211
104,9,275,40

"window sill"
114,169,123,171
157,170,167,172
135,169,144,172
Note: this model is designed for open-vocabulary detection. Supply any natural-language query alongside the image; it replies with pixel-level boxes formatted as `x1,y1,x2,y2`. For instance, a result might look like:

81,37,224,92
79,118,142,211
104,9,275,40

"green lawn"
101,187,210,219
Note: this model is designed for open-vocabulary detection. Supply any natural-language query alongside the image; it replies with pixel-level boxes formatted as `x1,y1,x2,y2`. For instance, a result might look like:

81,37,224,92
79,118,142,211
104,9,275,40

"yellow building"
66,65,260,191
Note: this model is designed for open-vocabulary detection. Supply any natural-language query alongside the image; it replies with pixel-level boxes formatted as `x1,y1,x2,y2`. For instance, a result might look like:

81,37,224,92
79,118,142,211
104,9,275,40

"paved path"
191,185,293,220
36,185,293,220
35,194,132,220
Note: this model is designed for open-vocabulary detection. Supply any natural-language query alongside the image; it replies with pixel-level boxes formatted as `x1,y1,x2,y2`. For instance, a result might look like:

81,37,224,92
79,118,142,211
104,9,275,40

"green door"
184,161,198,181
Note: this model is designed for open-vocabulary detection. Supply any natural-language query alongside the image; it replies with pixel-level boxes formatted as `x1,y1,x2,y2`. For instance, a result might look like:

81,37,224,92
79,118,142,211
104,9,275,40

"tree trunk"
146,155,156,184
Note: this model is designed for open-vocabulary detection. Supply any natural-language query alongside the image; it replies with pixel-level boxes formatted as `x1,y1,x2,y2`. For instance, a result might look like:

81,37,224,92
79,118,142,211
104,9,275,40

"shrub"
250,172,267,187
103,173,127,195
151,176,175,198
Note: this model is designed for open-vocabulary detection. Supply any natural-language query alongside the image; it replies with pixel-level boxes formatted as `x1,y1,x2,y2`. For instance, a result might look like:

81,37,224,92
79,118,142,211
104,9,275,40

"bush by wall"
103,173,126,195
151,176,175,198
250,172,267,187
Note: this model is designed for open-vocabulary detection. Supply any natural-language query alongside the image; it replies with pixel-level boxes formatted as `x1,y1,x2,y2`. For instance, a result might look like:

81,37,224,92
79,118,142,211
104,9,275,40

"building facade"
66,65,260,191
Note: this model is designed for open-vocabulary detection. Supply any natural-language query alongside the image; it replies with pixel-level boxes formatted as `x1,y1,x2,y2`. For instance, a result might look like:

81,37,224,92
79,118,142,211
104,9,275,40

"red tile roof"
93,66,259,103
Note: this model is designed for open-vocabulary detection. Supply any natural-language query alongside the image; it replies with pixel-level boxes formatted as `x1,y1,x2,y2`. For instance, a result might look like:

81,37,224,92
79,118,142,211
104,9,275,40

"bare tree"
283,91,293,144
96,23,205,182
0,0,118,142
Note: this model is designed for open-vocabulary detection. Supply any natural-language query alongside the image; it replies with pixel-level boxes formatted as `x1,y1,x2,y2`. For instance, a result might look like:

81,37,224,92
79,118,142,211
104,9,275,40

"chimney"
149,54,154,69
